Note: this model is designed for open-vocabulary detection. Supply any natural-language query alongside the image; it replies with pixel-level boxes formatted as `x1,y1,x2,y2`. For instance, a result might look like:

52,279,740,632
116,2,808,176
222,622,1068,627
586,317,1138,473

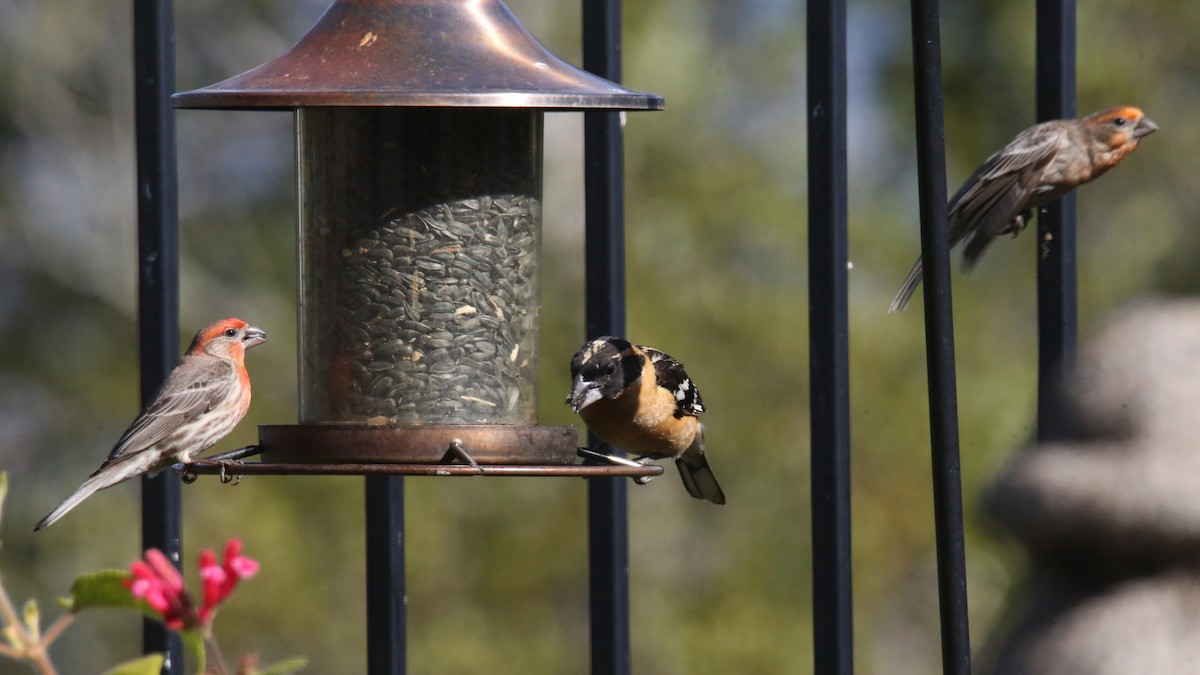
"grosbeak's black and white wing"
641,346,704,418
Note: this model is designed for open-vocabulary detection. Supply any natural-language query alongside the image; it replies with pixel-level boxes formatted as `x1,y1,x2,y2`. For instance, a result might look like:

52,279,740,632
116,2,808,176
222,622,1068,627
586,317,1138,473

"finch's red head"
187,318,267,362
1082,106,1158,150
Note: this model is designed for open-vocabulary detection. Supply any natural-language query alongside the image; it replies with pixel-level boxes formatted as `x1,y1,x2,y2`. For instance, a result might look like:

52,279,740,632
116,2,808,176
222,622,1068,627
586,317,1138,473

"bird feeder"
174,0,662,469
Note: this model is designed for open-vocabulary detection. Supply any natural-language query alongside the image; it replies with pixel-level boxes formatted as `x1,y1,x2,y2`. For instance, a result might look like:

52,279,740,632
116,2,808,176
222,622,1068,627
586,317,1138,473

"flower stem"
24,643,58,675
0,579,59,675
204,630,229,675
39,613,74,648
0,577,24,639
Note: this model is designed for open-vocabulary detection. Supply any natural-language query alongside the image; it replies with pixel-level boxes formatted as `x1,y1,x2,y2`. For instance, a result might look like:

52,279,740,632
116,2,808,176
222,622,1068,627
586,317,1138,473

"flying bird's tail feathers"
889,257,925,313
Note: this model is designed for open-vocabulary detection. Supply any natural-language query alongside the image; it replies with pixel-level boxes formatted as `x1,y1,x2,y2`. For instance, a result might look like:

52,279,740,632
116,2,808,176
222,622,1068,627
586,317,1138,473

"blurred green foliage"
0,0,1196,672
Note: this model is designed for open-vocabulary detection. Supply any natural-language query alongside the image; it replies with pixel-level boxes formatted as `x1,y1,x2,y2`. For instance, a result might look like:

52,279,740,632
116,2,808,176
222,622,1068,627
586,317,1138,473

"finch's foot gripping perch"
174,445,262,484
217,462,242,485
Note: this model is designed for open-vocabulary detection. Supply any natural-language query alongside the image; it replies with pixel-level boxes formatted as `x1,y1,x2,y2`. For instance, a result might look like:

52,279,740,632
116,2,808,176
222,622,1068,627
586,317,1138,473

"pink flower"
197,538,259,623
126,538,259,630
224,539,260,581
198,549,226,624
125,552,193,630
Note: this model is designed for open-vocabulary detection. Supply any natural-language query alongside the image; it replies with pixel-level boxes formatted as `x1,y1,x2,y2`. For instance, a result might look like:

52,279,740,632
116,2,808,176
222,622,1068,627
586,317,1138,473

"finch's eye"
1112,117,1127,127
224,328,238,338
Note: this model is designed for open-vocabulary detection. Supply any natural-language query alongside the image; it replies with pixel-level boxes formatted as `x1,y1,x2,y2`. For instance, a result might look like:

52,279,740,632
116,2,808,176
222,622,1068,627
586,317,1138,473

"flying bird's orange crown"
1081,105,1157,167
1086,105,1145,124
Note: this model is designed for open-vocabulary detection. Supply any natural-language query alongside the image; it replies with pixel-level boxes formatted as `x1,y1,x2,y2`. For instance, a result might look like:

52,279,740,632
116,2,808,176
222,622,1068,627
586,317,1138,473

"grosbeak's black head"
567,337,644,412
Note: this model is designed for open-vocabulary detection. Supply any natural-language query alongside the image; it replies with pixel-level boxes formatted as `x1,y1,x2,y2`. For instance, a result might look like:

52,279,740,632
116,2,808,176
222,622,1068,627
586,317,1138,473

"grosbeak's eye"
601,362,617,376
224,328,238,338
1112,117,1127,127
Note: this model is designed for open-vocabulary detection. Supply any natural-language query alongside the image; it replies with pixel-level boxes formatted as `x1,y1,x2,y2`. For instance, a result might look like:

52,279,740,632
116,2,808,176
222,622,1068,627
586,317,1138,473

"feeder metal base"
260,423,579,465
184,460,663,479
179,424,663,478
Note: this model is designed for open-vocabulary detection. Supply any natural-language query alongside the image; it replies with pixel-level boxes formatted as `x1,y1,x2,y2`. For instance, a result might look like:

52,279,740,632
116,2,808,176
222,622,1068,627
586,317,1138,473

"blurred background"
0,0,1195,672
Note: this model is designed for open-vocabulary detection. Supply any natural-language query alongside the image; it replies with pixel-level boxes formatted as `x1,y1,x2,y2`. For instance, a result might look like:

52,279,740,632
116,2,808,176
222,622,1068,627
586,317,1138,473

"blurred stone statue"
983,298,1200,674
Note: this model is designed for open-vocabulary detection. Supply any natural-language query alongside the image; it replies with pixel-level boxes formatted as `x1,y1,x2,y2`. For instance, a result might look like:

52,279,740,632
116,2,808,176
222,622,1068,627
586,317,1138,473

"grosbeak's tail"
674,430,726,505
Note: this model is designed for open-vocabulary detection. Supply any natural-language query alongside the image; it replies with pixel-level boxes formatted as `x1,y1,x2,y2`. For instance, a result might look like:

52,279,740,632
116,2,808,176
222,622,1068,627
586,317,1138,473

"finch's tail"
889,257,925,313
675,427,726,505
35,459,146,531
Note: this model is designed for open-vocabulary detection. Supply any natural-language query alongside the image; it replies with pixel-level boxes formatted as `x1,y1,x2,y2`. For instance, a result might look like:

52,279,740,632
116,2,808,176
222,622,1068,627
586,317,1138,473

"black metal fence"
804,0,1076,673
132,0,182,666
131,0,1077,673
582,1,634,672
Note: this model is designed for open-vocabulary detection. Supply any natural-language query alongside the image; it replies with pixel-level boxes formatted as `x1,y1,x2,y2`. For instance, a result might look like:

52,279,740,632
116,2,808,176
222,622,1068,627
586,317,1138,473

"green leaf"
21,599,39,642
258,657,309,675
180,629,206,675
67,570,143,614
101,653,166,675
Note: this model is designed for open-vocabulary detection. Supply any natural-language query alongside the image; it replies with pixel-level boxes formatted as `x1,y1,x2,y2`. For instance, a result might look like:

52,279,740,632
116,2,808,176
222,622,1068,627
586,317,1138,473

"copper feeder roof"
174,0,663,110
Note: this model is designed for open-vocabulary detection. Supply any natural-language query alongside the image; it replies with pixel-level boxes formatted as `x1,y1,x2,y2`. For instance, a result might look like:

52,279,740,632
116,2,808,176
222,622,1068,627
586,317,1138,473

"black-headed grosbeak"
568,337,726,505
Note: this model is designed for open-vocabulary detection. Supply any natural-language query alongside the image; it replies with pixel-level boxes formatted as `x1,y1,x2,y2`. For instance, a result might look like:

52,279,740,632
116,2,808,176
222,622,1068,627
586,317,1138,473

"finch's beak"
1133,116,1159,140
568,378,604,413
243,325,268,349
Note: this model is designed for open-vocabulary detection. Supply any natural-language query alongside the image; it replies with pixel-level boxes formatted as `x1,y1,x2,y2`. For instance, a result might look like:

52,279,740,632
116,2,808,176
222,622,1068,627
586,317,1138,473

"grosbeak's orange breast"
579,361,698,459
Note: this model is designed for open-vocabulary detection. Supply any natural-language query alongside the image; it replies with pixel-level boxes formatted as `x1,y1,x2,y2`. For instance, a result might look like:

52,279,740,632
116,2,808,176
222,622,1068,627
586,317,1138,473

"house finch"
35,318,266,530
889,105,1158,312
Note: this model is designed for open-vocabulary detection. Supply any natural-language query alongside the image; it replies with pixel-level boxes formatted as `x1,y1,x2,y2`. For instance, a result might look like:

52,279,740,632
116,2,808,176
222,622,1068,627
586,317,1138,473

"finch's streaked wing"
105,359,236,464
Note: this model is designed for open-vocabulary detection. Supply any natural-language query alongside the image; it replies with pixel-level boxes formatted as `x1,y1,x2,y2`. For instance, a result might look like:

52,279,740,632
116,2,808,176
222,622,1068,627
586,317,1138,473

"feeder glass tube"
298,108,542,425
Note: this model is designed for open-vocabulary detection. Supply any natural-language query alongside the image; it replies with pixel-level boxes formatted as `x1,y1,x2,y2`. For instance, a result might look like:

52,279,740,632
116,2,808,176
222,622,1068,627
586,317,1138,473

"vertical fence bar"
909,0,972,672
365,476,406,674
582,1,630,673
1035,0,1077,440
132,0,182,670
805,0,853,672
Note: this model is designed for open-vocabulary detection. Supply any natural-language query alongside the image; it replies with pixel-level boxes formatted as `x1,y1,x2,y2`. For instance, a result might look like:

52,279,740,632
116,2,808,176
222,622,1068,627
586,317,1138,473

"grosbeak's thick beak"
243,326,268,349
568,378,604,413
1133,116,1159,140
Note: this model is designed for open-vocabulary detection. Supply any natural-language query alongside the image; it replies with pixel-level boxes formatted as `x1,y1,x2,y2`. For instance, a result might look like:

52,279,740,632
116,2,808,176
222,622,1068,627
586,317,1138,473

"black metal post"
582,1,631,673
909,0,972,672
806,0,853,672
133,0,182,670
365,476,407,674
1035,0,1077,440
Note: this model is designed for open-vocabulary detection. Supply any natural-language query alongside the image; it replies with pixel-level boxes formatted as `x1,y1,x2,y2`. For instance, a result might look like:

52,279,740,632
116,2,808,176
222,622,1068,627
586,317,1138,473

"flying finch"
889,105,1158,312
35,318,267,530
